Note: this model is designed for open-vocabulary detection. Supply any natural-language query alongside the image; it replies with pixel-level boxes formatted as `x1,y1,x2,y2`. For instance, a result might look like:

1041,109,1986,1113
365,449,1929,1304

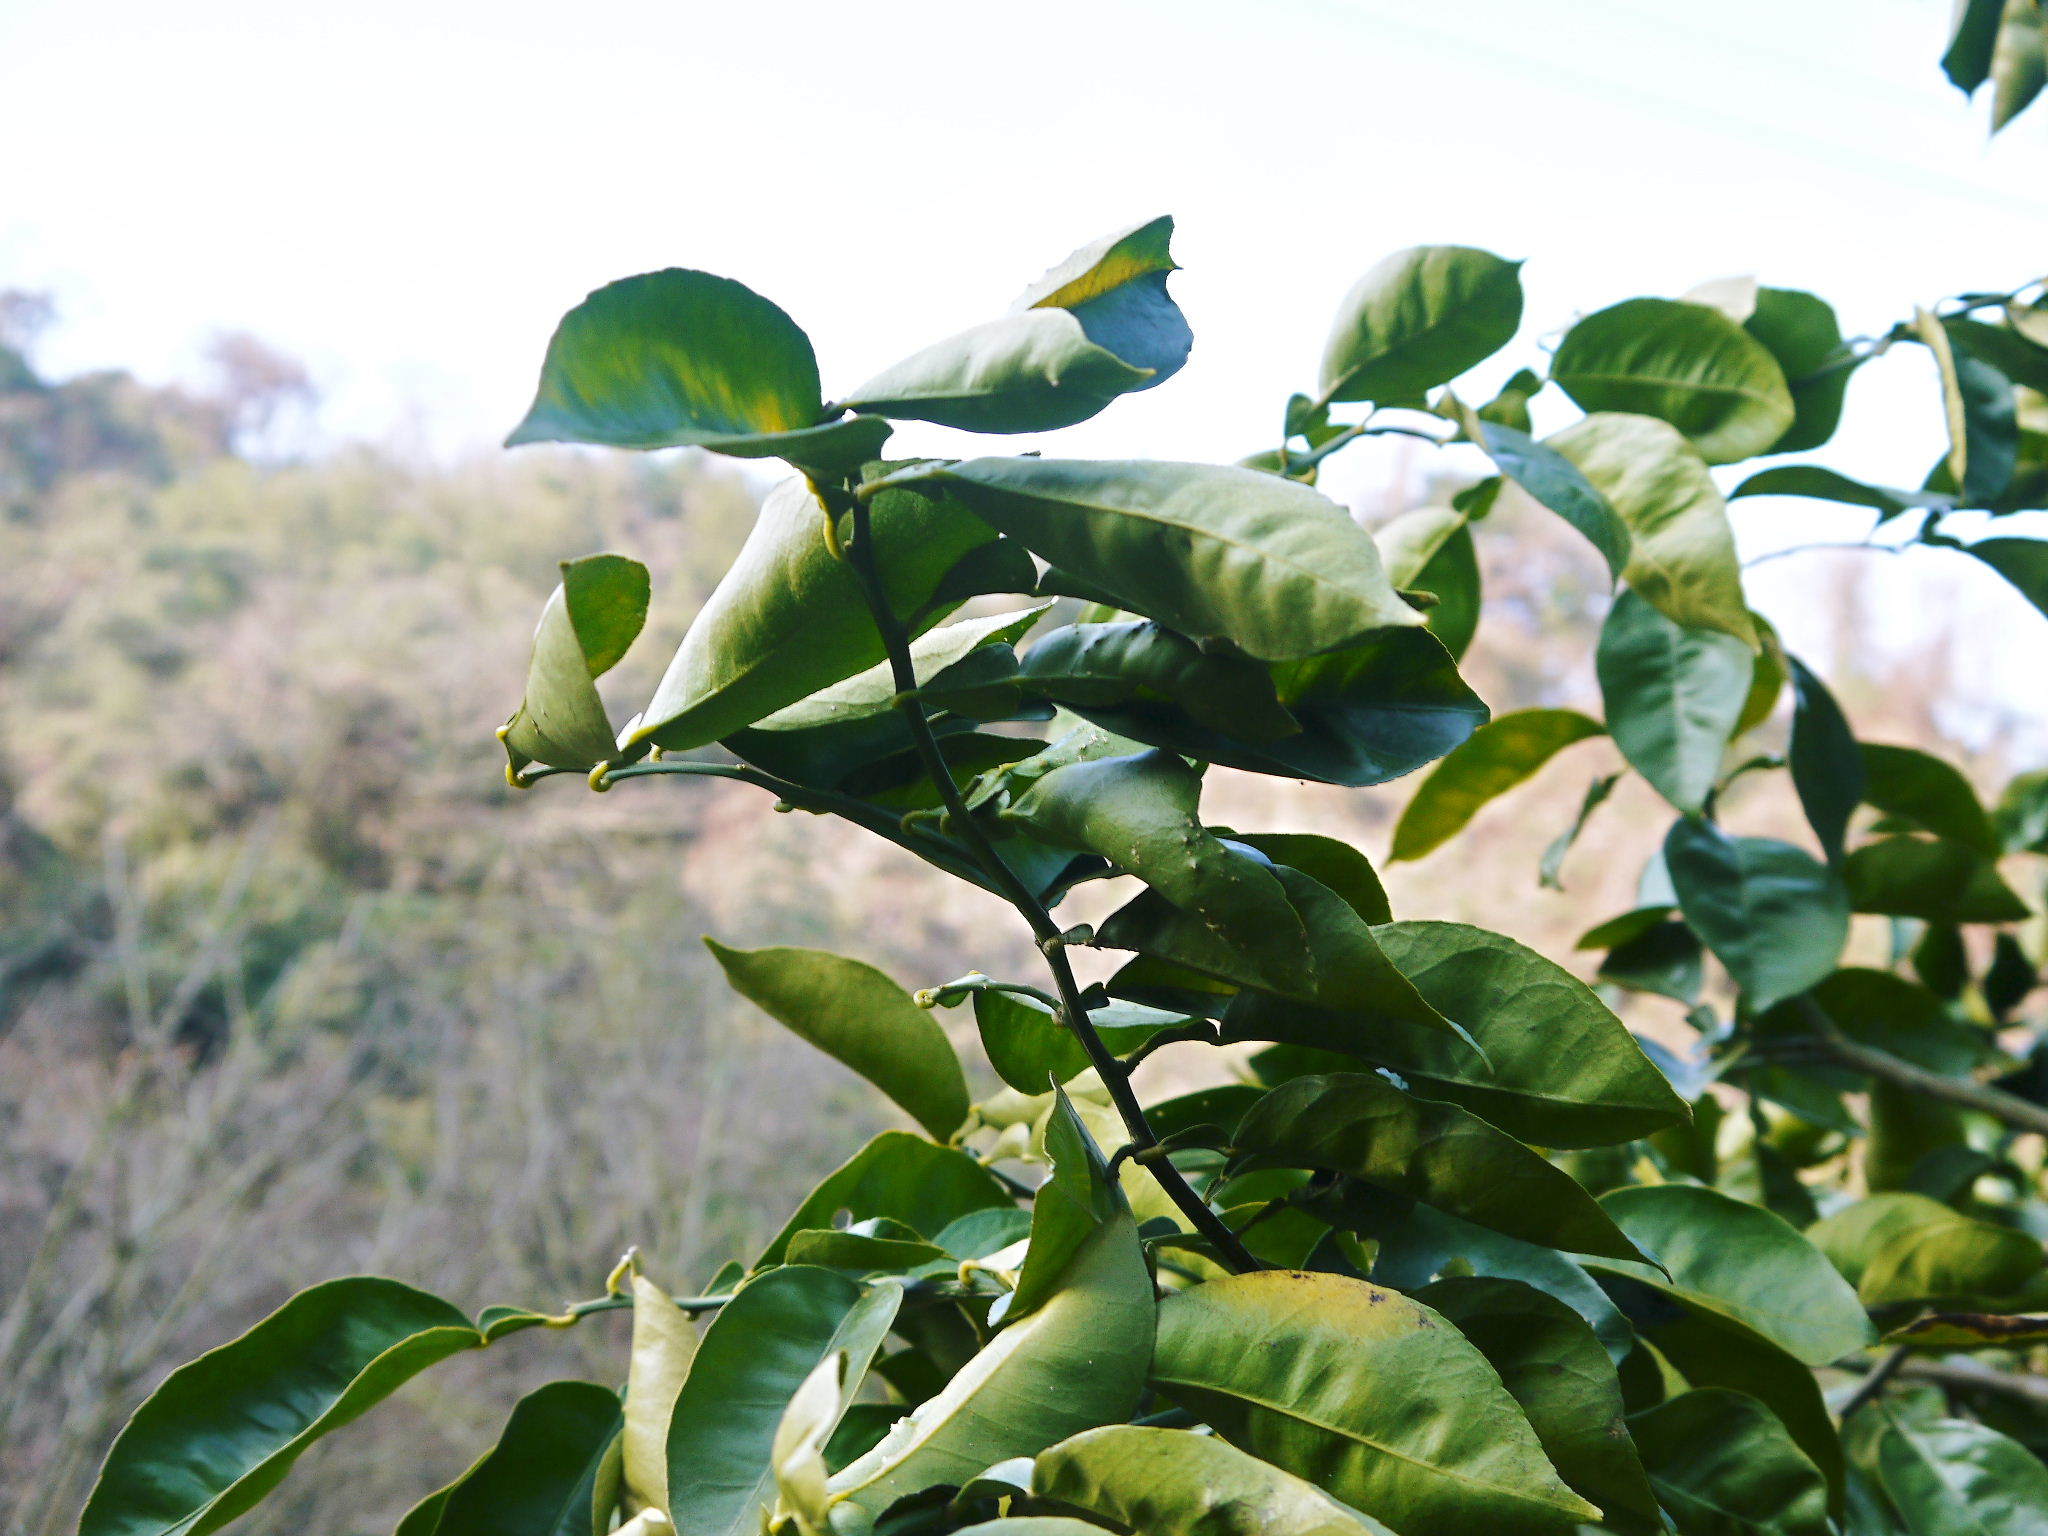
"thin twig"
1791,1000,2048,1138
1838,1344,1911,1418
1742,540,1909,571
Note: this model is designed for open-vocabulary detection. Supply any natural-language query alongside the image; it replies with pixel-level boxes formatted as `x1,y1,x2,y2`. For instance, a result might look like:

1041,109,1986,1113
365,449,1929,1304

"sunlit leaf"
1552,299,1794,464
1320,246,1524,405
501,554,651,775
844,217,1188,433
1390,708,1605,862
1151,1270,1595,1536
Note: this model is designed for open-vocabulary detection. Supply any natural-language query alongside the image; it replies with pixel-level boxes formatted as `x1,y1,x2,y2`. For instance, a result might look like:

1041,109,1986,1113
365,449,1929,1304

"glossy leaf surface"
898,458,1424,661
1320,246,1524,405
665,1268,899,1536
1597,591,1754,814
507,269,882,471
1033,1424,1398,1536
845,217,1188,433
1593,1184,1872,1365
400,1382,622,1536
1234,1071,1648,1260
632,475,1006,751
1416,1276,1658,1529
1665,819,1850,1010
1632,1388,1831,1536
1552,299,1795,464
81,1278,501,1536
757,1133,1011,1267
705,939,969,1141
501,554,651,774
1151,1270,1596,1536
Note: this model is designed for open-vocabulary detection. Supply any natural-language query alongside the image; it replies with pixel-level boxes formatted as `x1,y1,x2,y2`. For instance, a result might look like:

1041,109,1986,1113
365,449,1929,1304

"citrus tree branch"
1788,1000,2048,1138
834,484,1262,1274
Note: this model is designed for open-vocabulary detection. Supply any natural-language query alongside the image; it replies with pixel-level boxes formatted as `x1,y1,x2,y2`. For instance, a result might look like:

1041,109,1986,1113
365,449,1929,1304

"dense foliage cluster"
75,210,2048,1536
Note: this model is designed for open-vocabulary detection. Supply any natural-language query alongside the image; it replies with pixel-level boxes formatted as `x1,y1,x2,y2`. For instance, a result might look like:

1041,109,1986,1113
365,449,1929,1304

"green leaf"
500,554,651,775
705,940,970,1141
1843,835,2030,923
1151,1270,1596,1536
1809,1193,2045,1309
827,1207,1155,1519
1187,838,1373,931
1943,315,2048,395
1367,1200,1636,1362
631,473,1011,752
1665,819,1850,1010
781,1229,950,1278
1004,750,1313,990
1788,656,1864,864
1319,246,1525,405
1745,287,1855,453
80,1278,514,1536
972,988,1196,1095
1355,921,1687,1147
844,216,1188,433
506,269,884,472
893,458,1423,662
398,1382,622,1536
622,1273,696,1513
1553,416,1755,643
1232,1072,1650,1262
1855,1408,2048,1536
1944,0,2007,90
1551,298,1795,464
1375,506,1480,659
1469,421,1631,578
1861,744,1998,853
1389,708,1605,862
1006,1086,1126,1321
1478,367,1545,431
1103,862,1470,1050
1601,1262,1846,1501
1017,620,1300,740
1990,1,2048,133
743,604,1049,736
1416,1277,1659,1530
1597,591,1754,814
1124,627,1489,788
1234,927,1686,1148
1631,1389,1832,1536
1033,1424,1398,1536
1996,769,2048,853
756,1132,1012,1267
1916,307,2018,505
1599,918,1705,1004
1965,536,2048,621
665,1269,899,1536
1592,1184,1873,1365
1731,466,1955,522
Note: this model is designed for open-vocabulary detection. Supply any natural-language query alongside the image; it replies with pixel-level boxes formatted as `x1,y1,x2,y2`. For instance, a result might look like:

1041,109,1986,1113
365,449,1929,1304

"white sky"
3,0,2044,734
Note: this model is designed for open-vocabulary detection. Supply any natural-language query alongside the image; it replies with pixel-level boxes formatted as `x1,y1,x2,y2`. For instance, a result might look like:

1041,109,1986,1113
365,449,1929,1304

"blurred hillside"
0,304,2027,1533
